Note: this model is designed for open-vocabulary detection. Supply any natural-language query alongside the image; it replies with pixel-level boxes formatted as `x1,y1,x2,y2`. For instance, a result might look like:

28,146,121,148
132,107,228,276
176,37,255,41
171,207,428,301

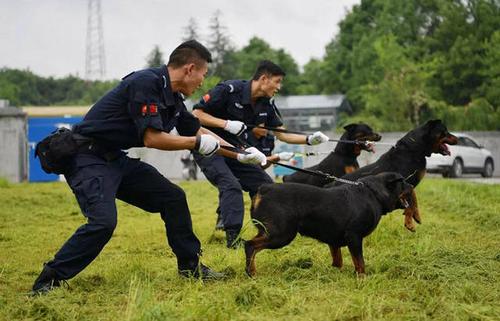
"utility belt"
76,141,123,162
35,128,121,175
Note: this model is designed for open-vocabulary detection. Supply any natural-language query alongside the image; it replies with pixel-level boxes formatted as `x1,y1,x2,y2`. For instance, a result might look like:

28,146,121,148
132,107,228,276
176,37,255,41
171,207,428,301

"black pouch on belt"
35,128,89,174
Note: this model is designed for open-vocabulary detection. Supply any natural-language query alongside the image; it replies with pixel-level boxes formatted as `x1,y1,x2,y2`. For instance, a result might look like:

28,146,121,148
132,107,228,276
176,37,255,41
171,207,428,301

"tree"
146,45,164,67
207,10,234,78
228,37,301,95
182,17,200,42
479,30,500,109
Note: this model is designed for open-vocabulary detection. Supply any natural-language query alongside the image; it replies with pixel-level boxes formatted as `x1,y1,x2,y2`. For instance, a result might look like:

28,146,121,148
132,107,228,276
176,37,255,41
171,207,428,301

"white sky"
0,0,360,80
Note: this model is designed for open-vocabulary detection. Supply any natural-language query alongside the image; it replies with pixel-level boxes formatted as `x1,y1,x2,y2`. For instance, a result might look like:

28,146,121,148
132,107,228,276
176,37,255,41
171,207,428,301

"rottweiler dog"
329,119,458,231
283,123,381,187
245,172,414,277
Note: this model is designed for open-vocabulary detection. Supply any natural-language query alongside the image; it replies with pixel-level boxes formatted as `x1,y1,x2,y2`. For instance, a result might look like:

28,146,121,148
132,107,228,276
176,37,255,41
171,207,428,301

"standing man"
192,60,329,248
31,40,267,294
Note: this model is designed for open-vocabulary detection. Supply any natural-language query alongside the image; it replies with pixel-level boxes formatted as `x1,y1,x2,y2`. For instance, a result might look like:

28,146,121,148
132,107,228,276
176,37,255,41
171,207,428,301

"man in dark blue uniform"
31,40,267,294
192,60,329,248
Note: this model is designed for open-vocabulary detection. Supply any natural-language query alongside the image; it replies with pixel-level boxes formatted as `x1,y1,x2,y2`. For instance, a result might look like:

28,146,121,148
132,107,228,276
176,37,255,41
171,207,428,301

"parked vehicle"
426,133,494,178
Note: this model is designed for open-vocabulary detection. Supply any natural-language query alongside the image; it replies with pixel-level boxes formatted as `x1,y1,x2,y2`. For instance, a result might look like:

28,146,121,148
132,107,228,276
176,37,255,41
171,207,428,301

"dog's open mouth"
358,134,380,153
365,142,375,153
437,134,458,155
438,143,450,156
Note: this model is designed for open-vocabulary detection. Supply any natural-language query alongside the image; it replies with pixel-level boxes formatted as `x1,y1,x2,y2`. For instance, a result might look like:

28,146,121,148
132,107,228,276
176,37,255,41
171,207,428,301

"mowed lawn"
0,177,499,321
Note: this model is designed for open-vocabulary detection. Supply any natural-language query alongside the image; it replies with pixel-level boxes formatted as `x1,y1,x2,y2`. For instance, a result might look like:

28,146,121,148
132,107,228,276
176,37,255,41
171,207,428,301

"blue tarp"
28,117,83,182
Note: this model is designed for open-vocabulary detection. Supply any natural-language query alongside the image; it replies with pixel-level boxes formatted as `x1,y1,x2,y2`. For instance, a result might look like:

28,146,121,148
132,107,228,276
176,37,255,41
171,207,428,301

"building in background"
185,94,352,132
273,95,352,131
0,100,28,183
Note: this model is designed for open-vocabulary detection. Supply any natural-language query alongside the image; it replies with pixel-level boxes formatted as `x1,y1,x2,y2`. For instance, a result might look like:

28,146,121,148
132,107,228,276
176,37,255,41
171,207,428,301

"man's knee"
167,185,187,203
89,216,117,238
217,177,242,193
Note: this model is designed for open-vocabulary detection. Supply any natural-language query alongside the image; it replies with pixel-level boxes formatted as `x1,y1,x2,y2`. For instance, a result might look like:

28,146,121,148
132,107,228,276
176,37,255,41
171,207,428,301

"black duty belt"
75,136,123,162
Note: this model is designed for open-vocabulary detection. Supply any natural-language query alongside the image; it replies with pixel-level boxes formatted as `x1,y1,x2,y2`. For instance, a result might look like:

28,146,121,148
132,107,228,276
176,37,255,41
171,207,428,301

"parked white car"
426,133,494,178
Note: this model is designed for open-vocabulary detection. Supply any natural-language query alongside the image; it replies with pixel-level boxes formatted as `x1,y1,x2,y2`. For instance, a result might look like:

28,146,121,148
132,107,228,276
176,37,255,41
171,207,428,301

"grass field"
0,178,499,321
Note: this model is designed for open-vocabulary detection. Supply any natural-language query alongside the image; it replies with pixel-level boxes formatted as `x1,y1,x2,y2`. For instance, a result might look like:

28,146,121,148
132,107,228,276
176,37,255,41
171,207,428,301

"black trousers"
194,153,274,230
47,153,201,279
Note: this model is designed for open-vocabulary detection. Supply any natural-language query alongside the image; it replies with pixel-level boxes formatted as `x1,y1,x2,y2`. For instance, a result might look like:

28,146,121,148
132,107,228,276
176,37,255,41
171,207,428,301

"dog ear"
386,174,405,191
343,124,358,132
424,119,442,128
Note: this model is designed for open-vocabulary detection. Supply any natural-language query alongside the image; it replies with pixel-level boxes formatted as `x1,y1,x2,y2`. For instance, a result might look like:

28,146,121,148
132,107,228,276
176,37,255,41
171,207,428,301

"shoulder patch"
203,94,211,103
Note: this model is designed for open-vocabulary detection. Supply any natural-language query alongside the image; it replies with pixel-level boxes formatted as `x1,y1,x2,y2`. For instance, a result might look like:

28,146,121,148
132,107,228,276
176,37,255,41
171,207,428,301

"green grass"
0,178,499,321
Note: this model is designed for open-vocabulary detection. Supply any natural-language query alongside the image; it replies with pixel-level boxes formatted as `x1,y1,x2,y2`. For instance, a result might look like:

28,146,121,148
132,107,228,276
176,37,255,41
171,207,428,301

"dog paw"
245,268,256,278
356,272,366,279
413,212,422,224
405,223,416,232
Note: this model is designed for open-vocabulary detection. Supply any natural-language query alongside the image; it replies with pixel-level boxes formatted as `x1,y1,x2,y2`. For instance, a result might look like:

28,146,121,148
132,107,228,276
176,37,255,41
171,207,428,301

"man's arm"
273,127,308,144
273,127,329,146
143,128,196,150
192,109,246,136
192,109,226,128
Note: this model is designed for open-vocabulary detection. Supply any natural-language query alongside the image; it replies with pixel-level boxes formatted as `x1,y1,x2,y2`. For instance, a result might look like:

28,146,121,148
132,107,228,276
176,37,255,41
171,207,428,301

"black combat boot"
31,264,61,295
225,227,242,249
178,261,227,281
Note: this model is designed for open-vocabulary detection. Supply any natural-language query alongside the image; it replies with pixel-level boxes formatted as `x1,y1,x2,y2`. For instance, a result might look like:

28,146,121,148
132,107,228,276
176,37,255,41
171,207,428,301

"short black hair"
252,60,286,80
167,40,212,68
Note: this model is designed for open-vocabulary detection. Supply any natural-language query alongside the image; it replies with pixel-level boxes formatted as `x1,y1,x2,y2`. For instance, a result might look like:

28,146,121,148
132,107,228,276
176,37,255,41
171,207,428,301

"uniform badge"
235,102,243,109
203,94,211,102
141,104,158,116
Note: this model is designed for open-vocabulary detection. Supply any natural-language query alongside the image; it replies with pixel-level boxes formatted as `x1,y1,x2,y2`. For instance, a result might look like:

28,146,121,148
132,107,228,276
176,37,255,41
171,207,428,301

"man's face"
261,74,283,97
183,61,208,96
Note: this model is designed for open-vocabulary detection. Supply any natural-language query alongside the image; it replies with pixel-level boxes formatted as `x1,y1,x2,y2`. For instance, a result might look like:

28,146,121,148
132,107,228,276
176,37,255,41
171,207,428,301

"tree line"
1,0,499,131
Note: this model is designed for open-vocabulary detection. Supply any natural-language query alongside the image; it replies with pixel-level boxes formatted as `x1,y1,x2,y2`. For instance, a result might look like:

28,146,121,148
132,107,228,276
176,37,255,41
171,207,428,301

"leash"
248,124,395,146
220,145,363,186
247,124,367,145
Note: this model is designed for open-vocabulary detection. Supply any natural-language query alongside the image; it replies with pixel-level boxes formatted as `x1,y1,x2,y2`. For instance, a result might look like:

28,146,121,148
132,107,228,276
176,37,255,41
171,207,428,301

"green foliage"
432,97,500,130
190,75,221,102
313,0,500,130
0,68,118,106
227,37,301,95
207,10,235,79
146,45,165,68
0,179,499,320
2,0,500,131
182,17,200,42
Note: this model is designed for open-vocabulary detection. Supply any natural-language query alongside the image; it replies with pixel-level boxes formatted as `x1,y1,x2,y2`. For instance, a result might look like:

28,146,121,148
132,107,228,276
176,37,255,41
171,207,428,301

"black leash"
220,145,363,186
247,124,367,145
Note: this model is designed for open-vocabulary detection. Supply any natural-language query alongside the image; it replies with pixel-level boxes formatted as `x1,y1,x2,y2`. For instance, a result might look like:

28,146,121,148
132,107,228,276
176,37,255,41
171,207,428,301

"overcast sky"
0,0,360,80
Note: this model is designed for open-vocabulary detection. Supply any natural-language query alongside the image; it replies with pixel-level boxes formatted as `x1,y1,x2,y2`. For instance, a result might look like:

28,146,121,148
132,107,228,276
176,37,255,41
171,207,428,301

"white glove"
277,152,294,161
224,120,247,136
237,147,267,166
306,131,329,145
195,134,220,157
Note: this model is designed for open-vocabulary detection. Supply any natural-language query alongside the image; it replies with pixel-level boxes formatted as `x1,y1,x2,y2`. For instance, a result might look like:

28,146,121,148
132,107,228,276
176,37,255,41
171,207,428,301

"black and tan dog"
245,172,414,277
328,119,458,231
283,123,381,187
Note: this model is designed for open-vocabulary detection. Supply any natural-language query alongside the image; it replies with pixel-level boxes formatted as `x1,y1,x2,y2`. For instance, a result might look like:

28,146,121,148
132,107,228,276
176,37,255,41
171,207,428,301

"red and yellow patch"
141,103,158,116
203,94,211,103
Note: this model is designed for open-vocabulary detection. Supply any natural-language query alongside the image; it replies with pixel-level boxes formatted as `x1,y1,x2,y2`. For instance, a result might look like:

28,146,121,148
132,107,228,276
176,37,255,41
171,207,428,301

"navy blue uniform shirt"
73,65,200,150
244,131,275,156
193,80,283,148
